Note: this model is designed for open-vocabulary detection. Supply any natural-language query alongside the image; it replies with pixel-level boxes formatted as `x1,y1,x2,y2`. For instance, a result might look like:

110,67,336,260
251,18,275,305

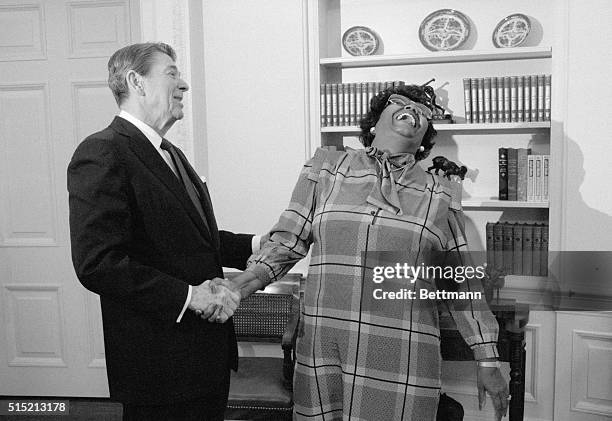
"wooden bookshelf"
320,47,552,68
321,122,551,133
462,198,549,209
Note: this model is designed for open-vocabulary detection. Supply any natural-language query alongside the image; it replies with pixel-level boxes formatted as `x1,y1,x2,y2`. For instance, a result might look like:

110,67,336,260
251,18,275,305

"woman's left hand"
477,366,510,420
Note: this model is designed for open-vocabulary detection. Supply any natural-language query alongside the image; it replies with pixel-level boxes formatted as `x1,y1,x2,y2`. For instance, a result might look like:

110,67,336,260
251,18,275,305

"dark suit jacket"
68,116,253,405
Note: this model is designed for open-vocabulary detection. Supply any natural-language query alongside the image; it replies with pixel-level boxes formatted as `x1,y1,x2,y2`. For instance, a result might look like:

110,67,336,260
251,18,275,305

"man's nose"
179,79,189,92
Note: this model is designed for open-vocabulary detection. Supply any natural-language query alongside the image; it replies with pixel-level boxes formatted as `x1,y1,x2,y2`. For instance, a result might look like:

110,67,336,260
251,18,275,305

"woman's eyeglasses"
386,94,433,120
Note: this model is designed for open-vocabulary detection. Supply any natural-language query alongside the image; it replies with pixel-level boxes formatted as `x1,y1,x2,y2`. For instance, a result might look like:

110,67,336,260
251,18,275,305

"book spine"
532,223,542,276
355,83,362,125
471,78,479,123
541,223,549,276
543,154,550,201
361,82,369,118
517,148,531,201
493,222,504,271
510,76,518,122
498,147,508,200
503,76,511,123
524,78,531,122
463,78,472,123
527,155,535,201
530,75,538,122
507,148,518,201
497,76,505,123
338,83,345,126
544,74,552,121
477,78,485,123
517,75,525,122
537,74,545,122
325,84,332,126
491,77,498,123
535,155,543,201
513,223,523,275
367,82,376,114
331,83,338,126
503,223,514,274
484,77,492,123
486,222,495,269
320,84,326,127
522,224,533,275
348,83,356,126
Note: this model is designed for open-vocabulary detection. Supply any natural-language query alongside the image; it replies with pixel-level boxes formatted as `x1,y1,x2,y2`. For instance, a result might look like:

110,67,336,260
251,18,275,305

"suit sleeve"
68,137,189,322
219,230,254,270
443,208,500,360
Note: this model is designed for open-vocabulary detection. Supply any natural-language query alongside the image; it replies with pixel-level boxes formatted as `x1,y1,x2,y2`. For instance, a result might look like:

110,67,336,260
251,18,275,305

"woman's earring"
370,127,376,135
418,145,425,152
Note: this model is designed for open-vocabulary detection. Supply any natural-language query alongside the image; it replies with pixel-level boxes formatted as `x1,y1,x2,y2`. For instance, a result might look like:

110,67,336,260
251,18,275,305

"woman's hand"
477,366,510,420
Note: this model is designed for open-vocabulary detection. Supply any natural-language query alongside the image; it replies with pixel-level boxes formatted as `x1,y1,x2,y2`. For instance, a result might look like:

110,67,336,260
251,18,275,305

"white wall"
558,0,612,251
198,0,310,240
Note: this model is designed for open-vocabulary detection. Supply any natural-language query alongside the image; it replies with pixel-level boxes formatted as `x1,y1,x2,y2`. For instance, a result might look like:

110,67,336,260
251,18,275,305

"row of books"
499,148,550,202
463,75,551,124
320,80,405,127
486,222,549,276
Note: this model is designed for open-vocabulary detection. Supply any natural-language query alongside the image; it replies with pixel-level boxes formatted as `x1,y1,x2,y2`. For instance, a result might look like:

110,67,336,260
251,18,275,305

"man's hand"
188,280,218,319
203,278,241,323
477,366,510,420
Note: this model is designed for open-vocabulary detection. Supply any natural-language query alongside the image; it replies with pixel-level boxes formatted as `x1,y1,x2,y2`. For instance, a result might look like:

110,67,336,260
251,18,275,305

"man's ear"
126,70,145,95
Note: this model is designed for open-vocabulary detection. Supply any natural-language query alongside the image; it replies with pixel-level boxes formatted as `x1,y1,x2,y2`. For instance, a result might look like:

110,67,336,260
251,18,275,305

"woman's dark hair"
359,84,437,161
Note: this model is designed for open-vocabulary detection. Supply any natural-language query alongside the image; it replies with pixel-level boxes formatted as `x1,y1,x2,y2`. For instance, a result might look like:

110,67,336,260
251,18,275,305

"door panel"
0,0,140,397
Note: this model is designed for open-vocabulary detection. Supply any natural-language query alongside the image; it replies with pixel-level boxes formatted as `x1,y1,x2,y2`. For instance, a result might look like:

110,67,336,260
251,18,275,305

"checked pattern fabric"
246,148,499,421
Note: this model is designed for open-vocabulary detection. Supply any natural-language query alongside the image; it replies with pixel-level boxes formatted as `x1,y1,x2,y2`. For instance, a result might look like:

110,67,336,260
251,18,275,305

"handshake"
188,278,241,323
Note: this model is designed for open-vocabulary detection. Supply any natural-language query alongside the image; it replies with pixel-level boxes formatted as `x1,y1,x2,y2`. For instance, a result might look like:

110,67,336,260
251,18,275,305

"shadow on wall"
547,128,612,310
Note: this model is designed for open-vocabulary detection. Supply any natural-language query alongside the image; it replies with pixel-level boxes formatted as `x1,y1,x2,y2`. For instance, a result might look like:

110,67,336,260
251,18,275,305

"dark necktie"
160,138,211,234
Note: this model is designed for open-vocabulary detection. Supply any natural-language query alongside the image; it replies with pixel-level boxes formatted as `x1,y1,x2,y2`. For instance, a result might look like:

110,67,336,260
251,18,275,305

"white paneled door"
0,0,140,396
554,312,612,421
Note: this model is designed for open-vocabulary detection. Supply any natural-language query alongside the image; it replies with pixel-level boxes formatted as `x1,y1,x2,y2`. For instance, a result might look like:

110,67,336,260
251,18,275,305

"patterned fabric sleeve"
245,159,317,285
444,208,500,360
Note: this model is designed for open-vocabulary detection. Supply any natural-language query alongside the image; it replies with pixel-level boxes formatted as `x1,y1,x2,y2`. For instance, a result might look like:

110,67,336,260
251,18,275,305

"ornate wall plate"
342,26,380,56
492,14,531,48
419,9,471,51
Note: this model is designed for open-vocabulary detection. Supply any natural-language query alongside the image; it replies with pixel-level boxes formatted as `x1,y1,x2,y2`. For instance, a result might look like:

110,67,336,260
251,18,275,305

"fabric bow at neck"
365,146,416,216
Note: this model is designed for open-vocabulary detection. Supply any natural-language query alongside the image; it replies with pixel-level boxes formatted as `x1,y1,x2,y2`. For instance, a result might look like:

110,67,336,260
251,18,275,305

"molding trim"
0,2,47,61
3,284,67,368
138,0,194,162
0,82,58,248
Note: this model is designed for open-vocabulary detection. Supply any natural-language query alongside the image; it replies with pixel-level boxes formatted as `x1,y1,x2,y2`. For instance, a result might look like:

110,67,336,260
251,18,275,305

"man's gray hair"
107,42,177,105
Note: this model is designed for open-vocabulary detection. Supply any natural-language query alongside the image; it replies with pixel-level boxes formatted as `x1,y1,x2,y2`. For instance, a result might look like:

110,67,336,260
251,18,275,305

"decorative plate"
342,26,380,56
492,14,531,48
419,9,471,51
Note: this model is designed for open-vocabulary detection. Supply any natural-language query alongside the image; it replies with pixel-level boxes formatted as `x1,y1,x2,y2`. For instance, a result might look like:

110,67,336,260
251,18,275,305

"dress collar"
365,146,418,215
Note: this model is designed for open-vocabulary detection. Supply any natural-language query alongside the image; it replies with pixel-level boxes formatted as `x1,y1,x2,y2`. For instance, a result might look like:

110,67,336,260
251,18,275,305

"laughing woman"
223,84,509,420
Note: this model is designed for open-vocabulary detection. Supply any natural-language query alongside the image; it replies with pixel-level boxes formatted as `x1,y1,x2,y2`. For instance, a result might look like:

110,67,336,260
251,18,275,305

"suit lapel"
109,117,214,246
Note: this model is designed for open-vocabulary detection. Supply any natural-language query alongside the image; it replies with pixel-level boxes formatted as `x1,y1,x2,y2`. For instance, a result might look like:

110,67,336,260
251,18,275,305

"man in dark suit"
68,42,255,421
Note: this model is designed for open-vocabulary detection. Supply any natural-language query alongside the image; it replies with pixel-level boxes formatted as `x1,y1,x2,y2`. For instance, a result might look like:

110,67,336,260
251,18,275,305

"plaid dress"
247,147,499,421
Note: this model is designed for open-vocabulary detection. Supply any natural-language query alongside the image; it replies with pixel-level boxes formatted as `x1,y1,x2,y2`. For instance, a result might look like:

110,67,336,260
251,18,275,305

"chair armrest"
282,296,300,350
281,296,300,390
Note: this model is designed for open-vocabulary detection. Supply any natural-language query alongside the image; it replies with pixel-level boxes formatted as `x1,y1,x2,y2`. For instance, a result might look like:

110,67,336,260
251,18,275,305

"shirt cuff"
251,235,261,254
472,343,500,360
176,285,192,323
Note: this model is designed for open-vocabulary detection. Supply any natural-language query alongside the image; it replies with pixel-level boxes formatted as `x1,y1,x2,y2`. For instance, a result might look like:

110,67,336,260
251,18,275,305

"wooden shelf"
320,47,552,68
321,122,550,133
462,198,549,208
